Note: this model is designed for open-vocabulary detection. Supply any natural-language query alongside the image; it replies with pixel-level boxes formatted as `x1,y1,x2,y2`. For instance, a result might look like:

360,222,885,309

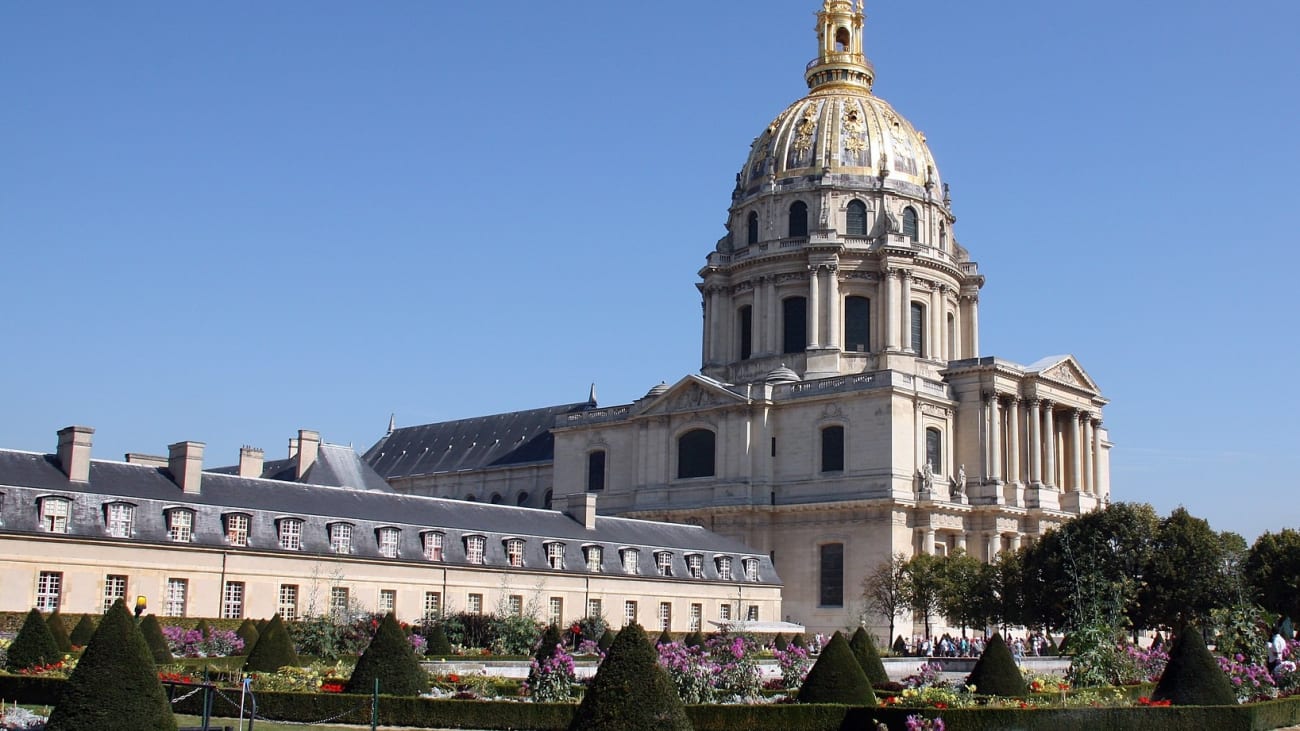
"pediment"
640,375,746,416
1028,355,1101,393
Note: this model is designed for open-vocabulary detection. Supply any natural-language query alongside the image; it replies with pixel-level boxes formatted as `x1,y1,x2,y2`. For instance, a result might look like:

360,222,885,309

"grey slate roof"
207,444,393,492
0,449,778,584
364,402,596,479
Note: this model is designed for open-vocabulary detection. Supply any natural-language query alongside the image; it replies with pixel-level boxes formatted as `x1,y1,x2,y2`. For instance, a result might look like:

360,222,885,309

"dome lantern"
805,0,874,94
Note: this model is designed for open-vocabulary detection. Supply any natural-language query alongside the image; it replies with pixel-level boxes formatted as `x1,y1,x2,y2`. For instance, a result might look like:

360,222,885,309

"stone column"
1026,399,1042,485
1081,415,1093,494
1091,416,1103,495
826,264,840,349
1006,397,1021,484
1042,401,1056,487
765,276,778,357
929,282,942,360
1069,410,1083,492
900,270,913,352
987,392,1002,482
955,532,967,552
807,265,821,348
986,532,1000,562
1009,534,1022,552
923,528,936,555
883,269,899,351
967,293,980,358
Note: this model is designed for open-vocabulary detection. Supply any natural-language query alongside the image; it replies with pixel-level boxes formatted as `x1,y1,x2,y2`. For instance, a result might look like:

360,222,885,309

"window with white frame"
41,497,70,533
106,503,134,538
330,523,353,554
225,513,249,547
719,603,732,621
422,531,444,561
330,587,349,618
222,581,244,619
379,589,396,613
743,557,760,582
423,591,441,623
36,571,62,612
715,555,733,579
689,603,702,632
623,600,637,627
549,597,563,625
655,551,673,577
747,605,759,621
377,527,400,558
279,584,299,621
584,545,603,572
587,598,602,619
465,535,485,565
468,593,483,614
658,602,671,631
167,509,194,543
621,548,639,574
103,574,127,613
277,518,303,550
165,578,188,617
505,538,525,567
546,542,565,570
686,553,703,578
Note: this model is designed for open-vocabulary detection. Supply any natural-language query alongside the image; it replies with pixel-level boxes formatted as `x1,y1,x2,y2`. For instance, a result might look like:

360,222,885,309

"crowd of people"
896,632,1056,660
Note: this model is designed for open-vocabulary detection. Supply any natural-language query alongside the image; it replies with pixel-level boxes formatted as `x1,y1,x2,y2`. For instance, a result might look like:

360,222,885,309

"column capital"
1025,397,1041,409
1068,409,1081,423
1039,398,1054,409
1002,395,1021,407
982,390,998,404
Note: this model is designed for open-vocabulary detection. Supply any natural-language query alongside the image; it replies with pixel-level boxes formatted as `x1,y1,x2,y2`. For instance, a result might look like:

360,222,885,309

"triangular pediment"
640,375,746,416
1027,355,1101,393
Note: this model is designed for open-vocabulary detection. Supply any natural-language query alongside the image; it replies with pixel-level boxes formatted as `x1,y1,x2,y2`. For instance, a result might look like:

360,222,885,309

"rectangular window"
623,600,637,627
738,305,753,360
106,503,133,538
41,498,70,533
226,514,249,547
222,581,244,619
783,296,807,354
689,603,702,632
819,543,844,607
621,549,639,574
103,574,127,613
586,598,602,619
716,556,732,579
35,571,62,612
423,532,444,561
468,593,483,614
821,425,845,472
585,545,603,573
279,584,299,621
506,538,525,567
655,551,673,577
744,558,760,582
507,594,523,617
747,605,760,622
165,578,188,617
168,510,193,543
844,296,870,352
548,597,563,626
379,589,396,613
547,542,565,570
719,604,732,621
330,587,350,618
330,523,353,554
587,451,606,492
466,536,485,565
686,554,703,578
423,591,441,623
910,302,926,356
278,518,302,550
658,602,671,631
378,527,400,558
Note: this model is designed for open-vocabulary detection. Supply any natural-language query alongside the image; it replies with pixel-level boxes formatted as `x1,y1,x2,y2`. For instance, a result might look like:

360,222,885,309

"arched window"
835,26,851,52
677,429,716,479
40,496,71,533
516,491,530,506
587,450,606,492
902,207,919,240
505,538,525,567
746,211,759,245
821,425,845,473
939,221,947,250
464,494,477,502
105,502,135,539
543,489,553,510
782,296,807,353
167,508,194,543
377,526,400,558
738,305,753,360
489,493,503,504
910,302,925,356
844,296,869,352
926,428,943,472
329,522,353,554
277,517,302,550
788,201,808,238
846,200,868,236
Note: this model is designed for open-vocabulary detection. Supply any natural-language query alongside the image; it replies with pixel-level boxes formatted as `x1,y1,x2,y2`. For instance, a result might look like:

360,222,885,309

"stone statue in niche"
951,464,966,497
919,462,934,492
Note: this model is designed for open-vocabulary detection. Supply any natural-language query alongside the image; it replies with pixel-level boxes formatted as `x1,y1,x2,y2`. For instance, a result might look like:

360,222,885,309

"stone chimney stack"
56,425,94,482
168,441,205,495
566,493,598,530
287,438,299,458
296,429,320,480
238,446,264,478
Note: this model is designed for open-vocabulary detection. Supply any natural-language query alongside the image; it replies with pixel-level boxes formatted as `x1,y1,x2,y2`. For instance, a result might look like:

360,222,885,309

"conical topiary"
791,633,807,650
138,614,173,664
426,624,452,656
657,629,674,647
1058,634,1072,655
1046,635,1059,656
235,619,259,655
684,631,705,649
893,635,908,655
772,633,788,650
7,609,61,671
797,631,876,705
1151,627,1237,706
256,618,269,634
569,623,692,731
69,614,96,648
345,612,428,696
1151,632,1165,651
966,633,1028,697
849,627,890,686
45,599,177,731
530,625,565,685
193,618,212,638
243,614,300,672
46,610,73,653
596,629,615,653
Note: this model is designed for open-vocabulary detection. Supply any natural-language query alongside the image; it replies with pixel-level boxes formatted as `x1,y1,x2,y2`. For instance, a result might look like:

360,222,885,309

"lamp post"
135,595,147,618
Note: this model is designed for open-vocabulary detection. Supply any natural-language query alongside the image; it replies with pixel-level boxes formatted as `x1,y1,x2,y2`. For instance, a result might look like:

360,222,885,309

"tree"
7,609,60,671
990,549,1027,630
530,625,565,687
138,614,173,664
848,627,889,686
965,633,1028,697
243,614,300,672
938,549,994,635
568,623,692,731
345,612,428,696
426,624,452,656
46,610,73,653
1245,529,1300,621
1151,626,1237,706
45,599,176,731
1138,508,1228,631
861,553,909,643
903,553,945,638
69,614,96,647
234,619,259,655
797,631,876,705
596,629,615,653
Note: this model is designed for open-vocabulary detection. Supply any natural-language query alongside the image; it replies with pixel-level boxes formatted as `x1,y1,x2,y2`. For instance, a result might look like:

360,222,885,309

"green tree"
903,553,945,637
69,614,96,647
938,549,994,634
345,612,428,696
848,627,889,686
45,599,176,731
797,631,876,705
569,623,691,731
426,624,452,656
1151,626,1237,706
234,619,259,655
46,610,73,653
861,553,909,643
1138,508,1228,631
1245,529,1300,620
243,614,300,672
138,614,173,664
990,549,1027,630
966,633,1028,697
7,609,60,671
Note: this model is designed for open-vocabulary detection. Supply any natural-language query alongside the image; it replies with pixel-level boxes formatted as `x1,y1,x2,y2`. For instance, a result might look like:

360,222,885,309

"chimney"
125,453,168,468
56,426,94,482
238,446,264,478
287,438,299,458
296,429,320,480
565,493,598,530
167,441,205,495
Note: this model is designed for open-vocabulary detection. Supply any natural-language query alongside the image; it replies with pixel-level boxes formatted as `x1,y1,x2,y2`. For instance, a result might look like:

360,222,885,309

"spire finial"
587,383,598,406
806,0,874,93
387,413,396,435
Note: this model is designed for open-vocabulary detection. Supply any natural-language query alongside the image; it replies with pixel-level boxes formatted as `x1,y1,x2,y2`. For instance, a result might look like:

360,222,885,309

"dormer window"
584,545,603,573
105,502,134,538
621,548,639,575
167,508,194,543
743,557,760,582
715,555,733,580
655,551,673,577
686,553,704,579
224,513,250,547
40,496,70,533
277,517,303,551
546,542,566,570
329,523,353,554
422,531,444,561
377,527,400,558
505,538,525,567
465,535,486,565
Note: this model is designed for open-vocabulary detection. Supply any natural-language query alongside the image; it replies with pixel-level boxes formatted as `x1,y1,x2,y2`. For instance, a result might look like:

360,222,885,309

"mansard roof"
365,401,596,479
208,443,393,492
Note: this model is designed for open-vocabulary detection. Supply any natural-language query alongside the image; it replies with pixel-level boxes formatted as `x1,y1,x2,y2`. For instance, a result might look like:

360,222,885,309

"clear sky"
3,1,1297,542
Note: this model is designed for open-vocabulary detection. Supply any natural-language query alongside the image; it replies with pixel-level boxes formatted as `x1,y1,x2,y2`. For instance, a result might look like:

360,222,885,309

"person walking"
1269,626,1288,675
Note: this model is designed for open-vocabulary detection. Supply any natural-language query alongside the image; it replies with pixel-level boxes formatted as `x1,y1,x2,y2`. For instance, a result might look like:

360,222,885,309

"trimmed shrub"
7,609,61,671
569,622,692,731
139,614,173,664
892,635,908,655
1058,634,1073,655
244,614,300,673
772,633,788,651
193,618,212,638
345,612,428,696
256,618,269,634
69,614,96,648
235,618,259,655
596,629,615,653
797,631,875,705
1046,635,1060,655
966,633,1028,697
1152,627,1237,705
790,633,807,650
848,627,889,686
46,610,73,653
658,629,674,647
684,631,705,649
530,625,565,686
45,598,176,731
426,624,452,655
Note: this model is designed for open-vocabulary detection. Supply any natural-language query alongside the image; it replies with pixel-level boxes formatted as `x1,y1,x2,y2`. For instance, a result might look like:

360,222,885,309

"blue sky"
3,1,1297,541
